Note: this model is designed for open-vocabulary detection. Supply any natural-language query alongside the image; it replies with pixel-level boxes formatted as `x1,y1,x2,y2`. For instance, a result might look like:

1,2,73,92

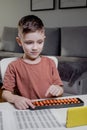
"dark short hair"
18,15,44,35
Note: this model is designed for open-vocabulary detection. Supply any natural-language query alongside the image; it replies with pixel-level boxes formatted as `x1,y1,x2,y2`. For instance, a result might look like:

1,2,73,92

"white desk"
0,94,87,130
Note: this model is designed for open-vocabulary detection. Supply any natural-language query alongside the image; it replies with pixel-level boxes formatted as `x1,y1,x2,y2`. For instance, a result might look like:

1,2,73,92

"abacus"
30,97,84,110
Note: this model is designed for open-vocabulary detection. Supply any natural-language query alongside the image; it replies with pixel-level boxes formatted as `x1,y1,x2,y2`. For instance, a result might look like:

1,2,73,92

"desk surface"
0,94,87,130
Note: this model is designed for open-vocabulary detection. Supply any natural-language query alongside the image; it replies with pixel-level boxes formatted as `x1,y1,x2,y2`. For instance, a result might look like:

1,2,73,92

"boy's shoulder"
42,56,53,62
41,56,56,64
41,56,58,67
8,57,22,67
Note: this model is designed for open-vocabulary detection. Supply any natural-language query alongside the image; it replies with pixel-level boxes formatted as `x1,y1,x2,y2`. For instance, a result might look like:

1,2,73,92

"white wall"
0,0,30,37
0,0,87,37
30,0,87,27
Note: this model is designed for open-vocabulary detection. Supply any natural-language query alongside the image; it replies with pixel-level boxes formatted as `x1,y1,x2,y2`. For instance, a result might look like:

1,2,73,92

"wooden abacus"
30,97,84,110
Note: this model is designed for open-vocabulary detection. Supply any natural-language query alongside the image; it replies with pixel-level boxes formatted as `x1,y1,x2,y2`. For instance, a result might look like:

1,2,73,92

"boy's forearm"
2,90,20,103
2,90,35,110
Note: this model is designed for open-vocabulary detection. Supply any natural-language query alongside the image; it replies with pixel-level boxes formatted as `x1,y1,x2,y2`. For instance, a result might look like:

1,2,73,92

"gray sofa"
0,26,87,96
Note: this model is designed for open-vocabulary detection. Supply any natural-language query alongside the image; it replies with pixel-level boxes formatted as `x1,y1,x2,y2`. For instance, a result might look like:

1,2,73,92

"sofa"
0,26,87,96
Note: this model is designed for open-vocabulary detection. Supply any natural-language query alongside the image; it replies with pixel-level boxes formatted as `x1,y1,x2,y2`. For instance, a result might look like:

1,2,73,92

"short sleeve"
2,64,16,92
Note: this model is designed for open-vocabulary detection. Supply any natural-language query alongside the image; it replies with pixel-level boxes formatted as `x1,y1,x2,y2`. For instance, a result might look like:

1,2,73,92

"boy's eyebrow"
37,39,45,41
23,40,33,43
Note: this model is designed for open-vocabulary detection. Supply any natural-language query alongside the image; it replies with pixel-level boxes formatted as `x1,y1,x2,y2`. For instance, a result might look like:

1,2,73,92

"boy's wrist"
8,94,20,104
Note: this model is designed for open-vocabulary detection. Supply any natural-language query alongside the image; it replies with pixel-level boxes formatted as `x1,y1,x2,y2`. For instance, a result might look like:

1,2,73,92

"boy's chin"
29,55,40,60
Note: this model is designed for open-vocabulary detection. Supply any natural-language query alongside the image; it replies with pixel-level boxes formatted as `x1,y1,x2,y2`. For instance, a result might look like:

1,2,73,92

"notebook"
66,106,87,128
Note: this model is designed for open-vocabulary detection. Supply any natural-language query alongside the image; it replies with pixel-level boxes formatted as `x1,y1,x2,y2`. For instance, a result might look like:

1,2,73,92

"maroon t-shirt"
2,57,63,99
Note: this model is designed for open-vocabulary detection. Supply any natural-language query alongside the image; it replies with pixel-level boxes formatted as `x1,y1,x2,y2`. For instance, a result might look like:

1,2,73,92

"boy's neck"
22,54,41,64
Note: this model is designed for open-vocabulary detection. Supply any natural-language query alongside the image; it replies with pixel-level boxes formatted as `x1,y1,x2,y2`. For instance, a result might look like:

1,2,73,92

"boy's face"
17,31,45,60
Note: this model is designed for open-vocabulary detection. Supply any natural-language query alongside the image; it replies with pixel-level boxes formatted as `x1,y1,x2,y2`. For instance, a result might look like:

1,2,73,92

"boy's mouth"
31,51,39,55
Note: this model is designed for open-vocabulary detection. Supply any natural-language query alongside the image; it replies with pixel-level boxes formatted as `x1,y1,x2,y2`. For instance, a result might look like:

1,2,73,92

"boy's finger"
45,85,54,97
45,88,50,97
26,100,35,109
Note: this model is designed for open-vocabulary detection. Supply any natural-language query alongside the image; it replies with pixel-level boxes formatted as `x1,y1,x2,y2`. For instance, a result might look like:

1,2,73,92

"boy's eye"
24,40,44,45
38,40,44,44
24,41,33,44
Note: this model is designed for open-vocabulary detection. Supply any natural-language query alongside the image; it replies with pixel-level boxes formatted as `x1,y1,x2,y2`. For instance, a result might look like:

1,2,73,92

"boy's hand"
45,85,62,97
13,95,35,110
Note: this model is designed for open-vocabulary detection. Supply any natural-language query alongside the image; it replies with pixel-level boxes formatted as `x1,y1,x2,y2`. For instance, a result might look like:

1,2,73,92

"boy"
2,15,63,110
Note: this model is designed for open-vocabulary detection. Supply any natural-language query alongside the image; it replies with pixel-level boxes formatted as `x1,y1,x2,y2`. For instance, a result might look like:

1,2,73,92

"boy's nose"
32,43,38,49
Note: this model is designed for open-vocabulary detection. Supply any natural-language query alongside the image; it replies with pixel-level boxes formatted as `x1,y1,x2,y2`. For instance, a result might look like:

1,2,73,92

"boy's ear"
16,37,22,46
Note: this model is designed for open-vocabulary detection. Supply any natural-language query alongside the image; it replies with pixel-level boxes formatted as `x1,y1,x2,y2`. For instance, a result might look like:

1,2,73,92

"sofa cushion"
58,60,87,86
41,28,60,56
61,26,87,57
0,26,23,53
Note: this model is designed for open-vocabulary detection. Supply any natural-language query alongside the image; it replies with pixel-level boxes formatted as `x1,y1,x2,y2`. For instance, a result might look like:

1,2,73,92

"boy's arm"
2,90,35,110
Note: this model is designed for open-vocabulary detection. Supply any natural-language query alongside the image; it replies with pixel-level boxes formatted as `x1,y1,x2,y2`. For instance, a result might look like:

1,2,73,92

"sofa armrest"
58,56,87,62
57,56,87,86
0,51,23,59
